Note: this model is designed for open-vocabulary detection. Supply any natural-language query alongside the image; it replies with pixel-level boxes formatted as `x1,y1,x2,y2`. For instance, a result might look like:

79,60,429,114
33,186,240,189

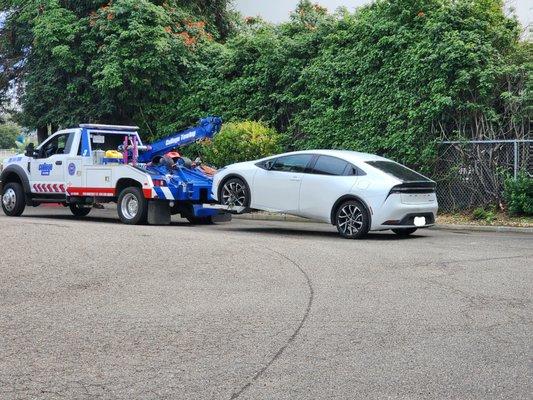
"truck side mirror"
25,143,35,158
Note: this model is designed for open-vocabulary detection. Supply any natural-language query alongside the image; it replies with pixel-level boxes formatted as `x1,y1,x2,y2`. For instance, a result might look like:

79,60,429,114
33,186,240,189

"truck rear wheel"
69,203,91,217
117,187,148,225
1,182,26,217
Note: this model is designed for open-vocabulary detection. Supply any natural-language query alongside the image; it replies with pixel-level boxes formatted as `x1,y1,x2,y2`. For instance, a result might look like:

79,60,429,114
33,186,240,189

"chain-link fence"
433,140,532,212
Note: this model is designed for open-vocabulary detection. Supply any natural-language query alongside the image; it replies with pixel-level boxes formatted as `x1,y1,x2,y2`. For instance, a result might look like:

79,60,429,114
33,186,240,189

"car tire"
117,187,148,225
1,182,26,217
186,216,214,225
335,199,370,239
220,177,250,208
392,228,417,236
69,203,91,217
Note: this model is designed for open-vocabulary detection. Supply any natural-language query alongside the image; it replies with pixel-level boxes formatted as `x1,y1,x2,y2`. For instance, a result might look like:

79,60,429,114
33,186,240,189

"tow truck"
0,117,232,225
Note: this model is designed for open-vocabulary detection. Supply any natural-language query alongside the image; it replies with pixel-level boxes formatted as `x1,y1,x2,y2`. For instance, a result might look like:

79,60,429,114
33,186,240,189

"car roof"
266,149,389,163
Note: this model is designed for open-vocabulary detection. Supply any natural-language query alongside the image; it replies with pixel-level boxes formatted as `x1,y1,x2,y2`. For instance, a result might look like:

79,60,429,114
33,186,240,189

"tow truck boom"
138,117,222,163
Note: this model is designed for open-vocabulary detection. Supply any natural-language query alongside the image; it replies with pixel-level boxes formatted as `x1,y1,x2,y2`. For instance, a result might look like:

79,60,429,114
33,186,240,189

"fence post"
513,140,518,179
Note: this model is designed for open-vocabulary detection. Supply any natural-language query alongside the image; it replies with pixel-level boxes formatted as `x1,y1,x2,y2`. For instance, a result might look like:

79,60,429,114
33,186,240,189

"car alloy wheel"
221,179,248,207
337,203,363,236
335,199,370,239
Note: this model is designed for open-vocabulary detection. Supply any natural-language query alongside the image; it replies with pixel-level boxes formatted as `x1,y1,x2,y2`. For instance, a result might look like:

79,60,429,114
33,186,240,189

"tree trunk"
37,126,48,144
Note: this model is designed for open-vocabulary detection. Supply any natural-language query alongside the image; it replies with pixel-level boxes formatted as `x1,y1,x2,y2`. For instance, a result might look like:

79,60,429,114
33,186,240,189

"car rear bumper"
371,196,438,231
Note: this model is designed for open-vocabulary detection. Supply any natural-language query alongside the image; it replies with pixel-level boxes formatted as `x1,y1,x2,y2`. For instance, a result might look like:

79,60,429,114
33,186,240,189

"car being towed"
212,150,438,239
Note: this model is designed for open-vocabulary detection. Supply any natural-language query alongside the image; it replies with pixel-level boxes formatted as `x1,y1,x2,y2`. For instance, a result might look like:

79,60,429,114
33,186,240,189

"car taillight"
152,179,167,187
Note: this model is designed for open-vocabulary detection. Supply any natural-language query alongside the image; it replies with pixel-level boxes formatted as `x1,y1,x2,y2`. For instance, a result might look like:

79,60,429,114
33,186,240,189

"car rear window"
366,161,430,182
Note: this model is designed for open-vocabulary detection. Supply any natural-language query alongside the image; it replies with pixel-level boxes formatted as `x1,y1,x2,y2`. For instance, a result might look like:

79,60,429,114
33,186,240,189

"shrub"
472,206,497,223
503,173,533,216
200,121,283,167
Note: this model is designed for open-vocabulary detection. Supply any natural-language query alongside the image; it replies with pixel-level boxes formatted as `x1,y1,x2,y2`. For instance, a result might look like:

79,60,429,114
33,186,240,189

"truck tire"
1,182,26,217
117,187,148,225
69,204,91,217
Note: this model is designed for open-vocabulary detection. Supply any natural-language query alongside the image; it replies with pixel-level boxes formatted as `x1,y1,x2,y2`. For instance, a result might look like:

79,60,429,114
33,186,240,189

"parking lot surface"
1,207,532,399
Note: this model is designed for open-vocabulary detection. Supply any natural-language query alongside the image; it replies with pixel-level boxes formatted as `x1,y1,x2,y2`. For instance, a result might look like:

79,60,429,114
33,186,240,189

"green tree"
0,0,234,142
0,122,20,148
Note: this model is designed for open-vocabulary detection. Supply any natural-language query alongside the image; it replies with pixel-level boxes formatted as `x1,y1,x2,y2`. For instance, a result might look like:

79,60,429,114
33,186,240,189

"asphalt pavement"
1,207,532,399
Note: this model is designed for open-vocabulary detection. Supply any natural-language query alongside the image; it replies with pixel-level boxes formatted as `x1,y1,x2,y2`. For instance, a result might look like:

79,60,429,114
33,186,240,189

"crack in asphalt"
230,247,314,399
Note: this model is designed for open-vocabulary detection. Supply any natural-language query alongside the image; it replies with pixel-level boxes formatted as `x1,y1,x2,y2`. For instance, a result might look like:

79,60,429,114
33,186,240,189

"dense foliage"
0,0,530,169
199,121,283,167
504,172,533,216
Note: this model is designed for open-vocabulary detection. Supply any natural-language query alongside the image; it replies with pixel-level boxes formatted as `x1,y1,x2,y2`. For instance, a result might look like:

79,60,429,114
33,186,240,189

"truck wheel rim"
121,193,138,219
222,181,246,207
337,204,363,236
2,188,16,212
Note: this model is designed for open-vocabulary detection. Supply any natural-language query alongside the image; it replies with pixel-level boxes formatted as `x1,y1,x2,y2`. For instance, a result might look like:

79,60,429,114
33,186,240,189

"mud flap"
148,200,171,225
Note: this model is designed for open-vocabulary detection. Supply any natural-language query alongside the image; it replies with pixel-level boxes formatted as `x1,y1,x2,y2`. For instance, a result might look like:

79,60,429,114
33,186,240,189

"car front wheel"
220,177,250,208
1,182,26,217
335,200,370,239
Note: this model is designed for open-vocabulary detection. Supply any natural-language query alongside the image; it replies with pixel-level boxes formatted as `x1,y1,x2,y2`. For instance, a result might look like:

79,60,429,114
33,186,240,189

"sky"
234,0,532,32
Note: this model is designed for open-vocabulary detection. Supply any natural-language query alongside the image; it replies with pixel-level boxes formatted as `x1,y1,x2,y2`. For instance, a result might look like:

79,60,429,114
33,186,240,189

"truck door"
29,131,77,195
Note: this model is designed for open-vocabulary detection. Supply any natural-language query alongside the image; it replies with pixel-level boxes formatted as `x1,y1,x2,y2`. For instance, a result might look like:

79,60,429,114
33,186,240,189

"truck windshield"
366,161,430,182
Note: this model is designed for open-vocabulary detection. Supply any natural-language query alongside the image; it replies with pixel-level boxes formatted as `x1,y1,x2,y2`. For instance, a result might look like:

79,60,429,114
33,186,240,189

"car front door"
29,131,76,195
252,154,314,212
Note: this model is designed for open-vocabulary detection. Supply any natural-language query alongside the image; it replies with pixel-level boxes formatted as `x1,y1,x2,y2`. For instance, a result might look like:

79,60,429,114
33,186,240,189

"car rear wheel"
1,182,26,217
220,178,250,208
335,200,370,239
117,187,148,225
392,228,417,236
69,203,91,217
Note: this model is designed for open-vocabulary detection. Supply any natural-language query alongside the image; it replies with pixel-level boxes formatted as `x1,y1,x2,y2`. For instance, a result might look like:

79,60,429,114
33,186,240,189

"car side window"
271,154,313,173
310,155,366,176
312,156,349,176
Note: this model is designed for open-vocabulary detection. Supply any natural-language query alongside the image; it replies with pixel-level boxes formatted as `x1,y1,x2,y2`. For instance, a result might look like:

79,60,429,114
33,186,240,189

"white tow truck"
0,119,229,224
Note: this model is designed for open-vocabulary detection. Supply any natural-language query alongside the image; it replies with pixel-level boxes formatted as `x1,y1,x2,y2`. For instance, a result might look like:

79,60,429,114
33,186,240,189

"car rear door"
299,155,362,221
252,154,314,212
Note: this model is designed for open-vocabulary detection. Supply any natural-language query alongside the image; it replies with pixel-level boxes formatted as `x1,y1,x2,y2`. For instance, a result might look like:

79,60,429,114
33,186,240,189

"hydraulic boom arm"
137,116,222,164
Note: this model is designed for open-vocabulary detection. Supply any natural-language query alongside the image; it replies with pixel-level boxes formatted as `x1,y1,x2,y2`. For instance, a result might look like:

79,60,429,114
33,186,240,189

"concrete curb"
233,213,533,234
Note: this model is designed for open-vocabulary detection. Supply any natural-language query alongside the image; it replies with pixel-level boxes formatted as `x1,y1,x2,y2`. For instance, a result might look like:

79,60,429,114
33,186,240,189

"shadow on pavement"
219,226,422,241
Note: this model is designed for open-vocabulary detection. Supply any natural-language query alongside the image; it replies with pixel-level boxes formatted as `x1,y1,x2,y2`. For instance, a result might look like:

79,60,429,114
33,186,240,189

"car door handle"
55,161,63,165
290,176,301,182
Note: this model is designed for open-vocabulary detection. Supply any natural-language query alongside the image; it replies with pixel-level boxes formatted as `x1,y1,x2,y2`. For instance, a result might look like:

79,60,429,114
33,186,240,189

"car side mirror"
25,143,35,158
264,160,273,170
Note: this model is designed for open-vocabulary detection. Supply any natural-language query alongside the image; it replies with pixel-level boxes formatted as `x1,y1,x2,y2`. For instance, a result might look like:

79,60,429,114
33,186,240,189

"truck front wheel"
117,187,148,225
1,182,26,217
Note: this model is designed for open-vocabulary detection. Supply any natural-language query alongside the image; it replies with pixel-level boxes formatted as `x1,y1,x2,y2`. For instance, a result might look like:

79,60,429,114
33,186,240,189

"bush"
504,173,533,216
472,206,497,223
200,121,283,167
